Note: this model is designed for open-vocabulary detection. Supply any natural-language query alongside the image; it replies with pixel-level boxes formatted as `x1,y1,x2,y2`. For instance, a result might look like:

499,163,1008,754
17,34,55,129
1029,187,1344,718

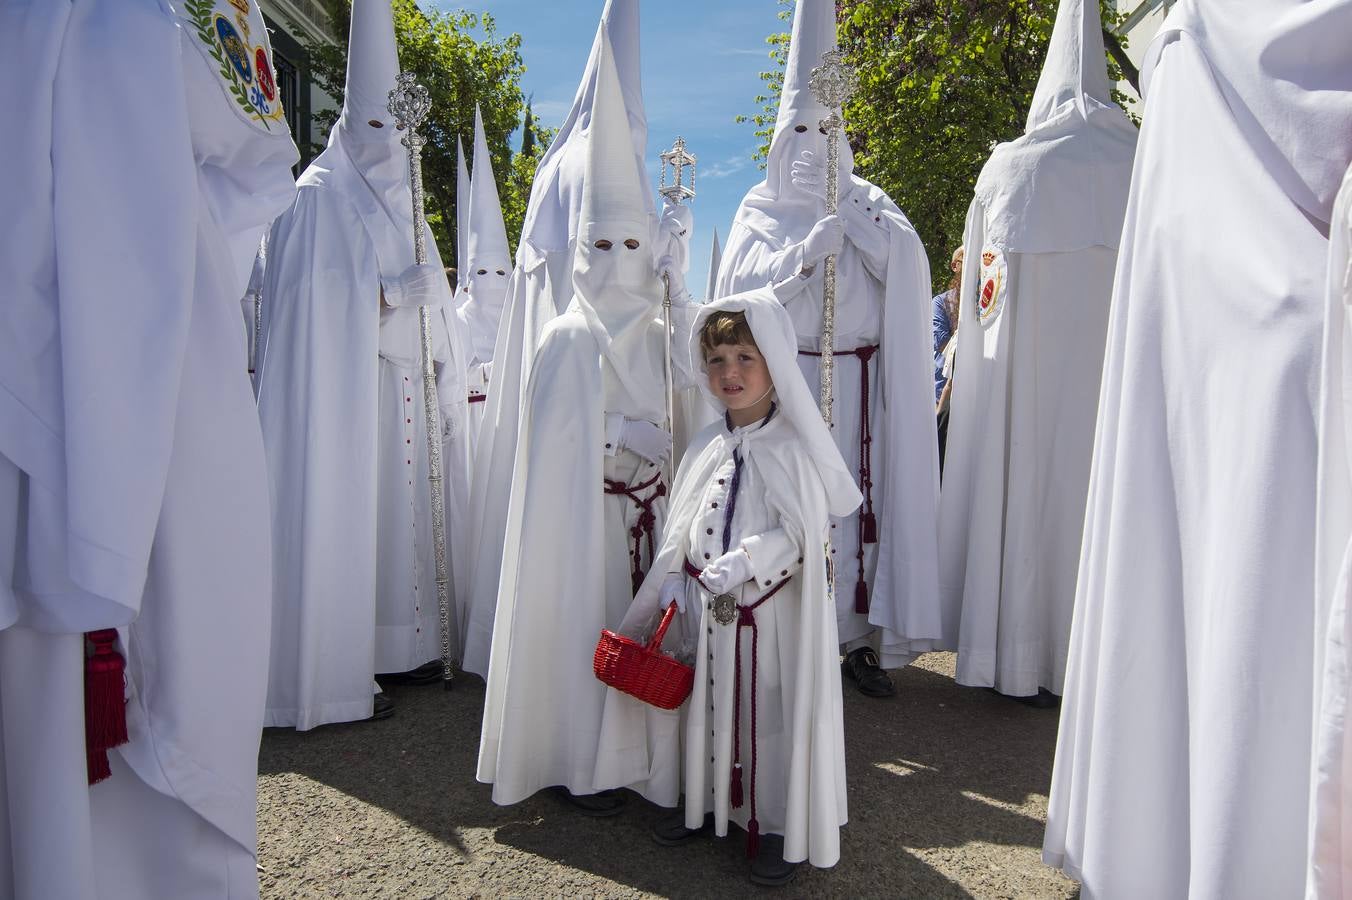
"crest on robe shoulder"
976,246,1006,326
177,0,288,133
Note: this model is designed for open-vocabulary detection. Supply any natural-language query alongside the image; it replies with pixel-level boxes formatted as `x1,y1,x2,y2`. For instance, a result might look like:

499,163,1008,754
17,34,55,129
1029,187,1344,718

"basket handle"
646,602,680,652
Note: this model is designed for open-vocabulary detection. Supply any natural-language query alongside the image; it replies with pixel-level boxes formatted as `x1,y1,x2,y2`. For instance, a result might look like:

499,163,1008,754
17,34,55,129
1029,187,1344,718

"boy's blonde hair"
698,311,758,361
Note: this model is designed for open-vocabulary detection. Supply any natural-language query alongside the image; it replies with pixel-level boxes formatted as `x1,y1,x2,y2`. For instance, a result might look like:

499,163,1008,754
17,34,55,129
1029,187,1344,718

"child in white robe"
597,288,861,886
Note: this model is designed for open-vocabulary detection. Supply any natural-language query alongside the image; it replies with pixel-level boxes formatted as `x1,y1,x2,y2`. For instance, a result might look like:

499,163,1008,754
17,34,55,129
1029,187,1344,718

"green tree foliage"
294,0,532,256
740,0,1133,290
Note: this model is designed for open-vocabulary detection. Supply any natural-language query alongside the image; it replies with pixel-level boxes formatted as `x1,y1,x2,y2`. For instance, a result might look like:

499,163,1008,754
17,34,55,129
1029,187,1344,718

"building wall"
258,0,340,170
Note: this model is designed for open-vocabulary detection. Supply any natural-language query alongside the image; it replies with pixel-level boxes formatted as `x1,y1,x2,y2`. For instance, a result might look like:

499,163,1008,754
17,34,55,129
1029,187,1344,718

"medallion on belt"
712,593,737,626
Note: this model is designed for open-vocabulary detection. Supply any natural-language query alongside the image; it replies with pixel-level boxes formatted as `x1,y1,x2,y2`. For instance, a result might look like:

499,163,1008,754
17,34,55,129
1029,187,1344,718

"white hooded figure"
936,0,1137,701
456,106,512,458
717,0,943,694
1041,2,1352,896
0,0,298,896
594,288,860,881
461,0,690,678
1311,162,1352,900
257,0,470,729
477,31,692,810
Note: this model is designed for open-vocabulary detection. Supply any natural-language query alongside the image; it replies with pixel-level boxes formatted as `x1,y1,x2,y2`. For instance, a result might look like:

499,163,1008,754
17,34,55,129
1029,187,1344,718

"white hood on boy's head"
693,288,862,518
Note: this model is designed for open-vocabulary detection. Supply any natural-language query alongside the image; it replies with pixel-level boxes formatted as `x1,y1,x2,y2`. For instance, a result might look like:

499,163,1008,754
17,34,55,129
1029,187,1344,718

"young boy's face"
705,342,774,417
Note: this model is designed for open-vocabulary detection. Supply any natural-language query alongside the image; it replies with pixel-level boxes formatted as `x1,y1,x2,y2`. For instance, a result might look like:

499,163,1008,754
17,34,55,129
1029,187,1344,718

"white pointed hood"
693,289,861,519
467,106,511,274
972,0,1137,254
305,0,449,282
570,30,662,411
518,0,650,258
459,105,512,363
705,227,722,301
456,133,471,291
733,0,856,248
1026,0,1115,130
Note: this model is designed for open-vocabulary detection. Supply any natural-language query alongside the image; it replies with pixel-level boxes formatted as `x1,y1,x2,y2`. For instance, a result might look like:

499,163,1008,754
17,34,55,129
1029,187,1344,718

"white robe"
1309,164,1352,899
1043,9,1352,895
374,305,464,674
476,310,669,803
0,1,297,896
258,186,382,729
719,185,944,665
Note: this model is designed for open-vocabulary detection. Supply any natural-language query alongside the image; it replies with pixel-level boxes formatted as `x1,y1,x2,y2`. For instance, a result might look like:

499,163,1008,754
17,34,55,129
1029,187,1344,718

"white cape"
1044,5,1352,895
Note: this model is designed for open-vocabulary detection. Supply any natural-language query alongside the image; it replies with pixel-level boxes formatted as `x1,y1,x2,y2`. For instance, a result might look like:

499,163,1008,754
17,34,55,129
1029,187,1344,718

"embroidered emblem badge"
976,246,1006,325
712,593,737,626
180,0,288,133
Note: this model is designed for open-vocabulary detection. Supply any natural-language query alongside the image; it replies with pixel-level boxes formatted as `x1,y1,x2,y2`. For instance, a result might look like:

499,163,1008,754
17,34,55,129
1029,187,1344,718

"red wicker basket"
593,602,694,710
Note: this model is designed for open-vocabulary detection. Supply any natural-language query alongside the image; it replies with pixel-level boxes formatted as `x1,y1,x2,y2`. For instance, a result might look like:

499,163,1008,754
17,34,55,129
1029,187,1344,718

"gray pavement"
258,652,1079,898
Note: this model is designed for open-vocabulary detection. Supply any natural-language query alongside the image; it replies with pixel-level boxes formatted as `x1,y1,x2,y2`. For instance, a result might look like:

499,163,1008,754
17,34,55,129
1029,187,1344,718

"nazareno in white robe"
1309,163,1352,899
257,0,469,727
717,0,943,667
594,288,859,868
0,1,298,897
476,30,674,805
460,0,650,679
1043,3,1352,896
937,0,1137,697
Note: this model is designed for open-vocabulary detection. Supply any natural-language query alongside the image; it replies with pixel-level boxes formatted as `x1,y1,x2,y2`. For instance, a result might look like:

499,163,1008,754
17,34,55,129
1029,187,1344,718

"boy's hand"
660,574,687,614
700,548,754,595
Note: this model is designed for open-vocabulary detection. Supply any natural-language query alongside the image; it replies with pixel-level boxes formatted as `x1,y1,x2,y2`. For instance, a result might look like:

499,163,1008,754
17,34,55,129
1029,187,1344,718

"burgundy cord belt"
799,344,879,613
605,471,667,594
684,558,791,858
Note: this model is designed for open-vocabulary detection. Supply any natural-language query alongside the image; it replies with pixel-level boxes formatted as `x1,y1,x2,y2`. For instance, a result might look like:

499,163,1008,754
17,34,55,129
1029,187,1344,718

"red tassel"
84,629,128,785
861,512,877,544
87,748,111,785
746,818,760,859
854,580,870,615
730,763,744,809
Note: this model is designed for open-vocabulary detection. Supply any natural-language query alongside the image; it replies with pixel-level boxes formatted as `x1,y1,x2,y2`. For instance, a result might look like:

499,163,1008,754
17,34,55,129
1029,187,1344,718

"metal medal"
712,593,737,626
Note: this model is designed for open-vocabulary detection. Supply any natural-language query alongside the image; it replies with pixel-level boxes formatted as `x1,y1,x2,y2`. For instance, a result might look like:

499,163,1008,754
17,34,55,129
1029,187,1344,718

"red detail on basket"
593,602,693,710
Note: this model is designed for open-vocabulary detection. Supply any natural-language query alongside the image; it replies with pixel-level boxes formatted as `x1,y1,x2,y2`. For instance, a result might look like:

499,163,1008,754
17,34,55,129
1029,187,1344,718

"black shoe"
749,833,798,887
842,647,895,698
367,692,395,721
553,787,626,818
987,686,1061,708
385,661,446,687
652,811,714,846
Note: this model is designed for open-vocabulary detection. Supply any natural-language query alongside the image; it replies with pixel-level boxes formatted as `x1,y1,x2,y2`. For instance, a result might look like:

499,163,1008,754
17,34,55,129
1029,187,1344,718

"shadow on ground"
258,654,1076,898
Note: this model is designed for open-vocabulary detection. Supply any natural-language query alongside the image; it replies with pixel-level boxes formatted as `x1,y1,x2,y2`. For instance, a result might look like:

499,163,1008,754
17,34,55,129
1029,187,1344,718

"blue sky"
428,0,790,294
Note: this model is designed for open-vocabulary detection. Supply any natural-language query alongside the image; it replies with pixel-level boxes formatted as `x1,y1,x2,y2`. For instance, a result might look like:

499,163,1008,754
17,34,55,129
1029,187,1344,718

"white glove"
800,214,846,267
659,574,687,615
700,548,755,595
790,149,828,200
618,418,672,464
382,263,448,309
657,254,690,303
657,201,692,273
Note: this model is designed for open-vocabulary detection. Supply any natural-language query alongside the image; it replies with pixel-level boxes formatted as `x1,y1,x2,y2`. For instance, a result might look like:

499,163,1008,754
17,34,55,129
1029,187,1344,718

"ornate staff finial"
388,71,431,153
659,136,698,206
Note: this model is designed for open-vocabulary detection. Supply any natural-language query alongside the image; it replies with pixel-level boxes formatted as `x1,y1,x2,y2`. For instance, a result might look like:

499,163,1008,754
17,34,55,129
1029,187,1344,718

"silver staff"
658,136,696,485
248,234,267,378
389,72,453,690
809,49,858,427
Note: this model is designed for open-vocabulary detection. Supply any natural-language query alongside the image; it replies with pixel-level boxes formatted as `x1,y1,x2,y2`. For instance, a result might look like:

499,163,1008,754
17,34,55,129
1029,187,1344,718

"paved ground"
258,652,1079,898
